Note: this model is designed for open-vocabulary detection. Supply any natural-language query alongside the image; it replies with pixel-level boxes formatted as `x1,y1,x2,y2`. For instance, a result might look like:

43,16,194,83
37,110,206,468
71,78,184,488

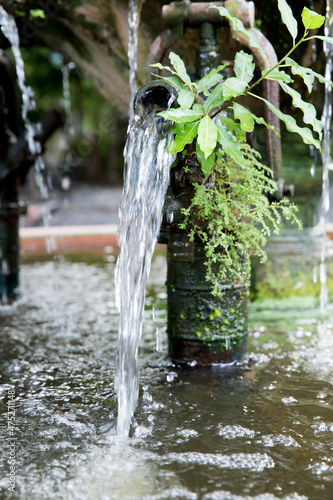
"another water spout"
127,0,143,122
61,59,75,186
0,6,48,200
319,0,333,312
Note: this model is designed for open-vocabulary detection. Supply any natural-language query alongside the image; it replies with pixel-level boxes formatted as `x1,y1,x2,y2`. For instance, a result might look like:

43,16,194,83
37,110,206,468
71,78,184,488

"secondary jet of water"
319,0,333,312
0,6,48,199
127,0,143,122
61,59,75,188
115,106,174,436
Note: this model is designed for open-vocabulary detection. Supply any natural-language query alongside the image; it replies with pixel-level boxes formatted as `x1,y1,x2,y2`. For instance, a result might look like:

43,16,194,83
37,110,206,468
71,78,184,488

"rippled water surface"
0,254,332,499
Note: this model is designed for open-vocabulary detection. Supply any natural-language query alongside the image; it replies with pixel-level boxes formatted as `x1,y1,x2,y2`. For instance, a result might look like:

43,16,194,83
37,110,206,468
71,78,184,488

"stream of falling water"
0,6,48,200
319,0,333,312
61,59,75,188
115,114,173,436
127,0,143,122
0,7,58,256
62,62,75,138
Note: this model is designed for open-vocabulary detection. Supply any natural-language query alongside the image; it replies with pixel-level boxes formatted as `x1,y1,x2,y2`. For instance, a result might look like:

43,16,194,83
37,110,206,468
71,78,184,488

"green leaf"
170,122,199,154
214,6,269,66
151,74,185,91
301,7,325,30
218,116,246,139
233,103,255,132
150,62,177,75
262,68,293,83
279,81,322,138
234,51,255,84
172,122,186,135
205,82,225,111
196,143,215,177
196,73,222,96
306,67,333,87
29,9,46,18
178,89,195,109
262,97,321,150
169,52,192,86
252,115,280,135
222,77,247,100
285,57,314,92
312,36,333,45
215,124,244,165
277,0,298,41
193,103,205,113
286,57,333,89
196,64,228,95
158,108,203,123
197,115,218,158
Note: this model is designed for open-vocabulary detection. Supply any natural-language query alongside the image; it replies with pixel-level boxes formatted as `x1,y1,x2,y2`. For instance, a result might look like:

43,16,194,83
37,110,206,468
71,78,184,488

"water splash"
127,0,143,122
115,114,173,436
319,0,333,312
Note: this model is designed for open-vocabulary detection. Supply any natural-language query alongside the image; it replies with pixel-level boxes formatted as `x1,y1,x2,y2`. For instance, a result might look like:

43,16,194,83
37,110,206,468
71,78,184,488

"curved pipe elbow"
231,27,282,180
146,2,282,181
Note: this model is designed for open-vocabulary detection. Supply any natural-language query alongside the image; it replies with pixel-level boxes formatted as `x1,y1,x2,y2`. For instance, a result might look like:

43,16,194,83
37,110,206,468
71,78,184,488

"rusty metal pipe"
146,30,178,81
147,1,254,80
147,0,282,180
162,1,254,29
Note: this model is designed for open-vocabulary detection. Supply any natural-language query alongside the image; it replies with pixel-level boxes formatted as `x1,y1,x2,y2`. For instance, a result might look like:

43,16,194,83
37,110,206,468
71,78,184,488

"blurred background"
0,0,328,229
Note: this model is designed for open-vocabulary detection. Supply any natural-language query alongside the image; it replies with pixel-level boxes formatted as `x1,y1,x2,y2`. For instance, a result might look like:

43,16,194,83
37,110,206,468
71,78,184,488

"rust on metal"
147,0,282,179
231,27,282,180
162,1,254,29
146,29,180,81
148,0,255,78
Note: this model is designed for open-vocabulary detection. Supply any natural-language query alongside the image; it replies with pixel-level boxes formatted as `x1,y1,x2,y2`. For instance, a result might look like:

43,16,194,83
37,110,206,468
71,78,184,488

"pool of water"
0,253,332,499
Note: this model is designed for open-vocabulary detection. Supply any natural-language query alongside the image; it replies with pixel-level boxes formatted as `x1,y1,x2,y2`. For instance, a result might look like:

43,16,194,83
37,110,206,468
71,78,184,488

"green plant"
150,1,333,297
179,144,299,296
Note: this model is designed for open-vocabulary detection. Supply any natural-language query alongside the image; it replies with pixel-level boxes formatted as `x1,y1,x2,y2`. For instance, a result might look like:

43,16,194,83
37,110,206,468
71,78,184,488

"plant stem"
247,91,265,103
210,32,308,120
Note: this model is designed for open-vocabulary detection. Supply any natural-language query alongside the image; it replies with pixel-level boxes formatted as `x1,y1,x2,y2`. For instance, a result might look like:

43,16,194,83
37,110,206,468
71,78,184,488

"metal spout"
134,80,178,117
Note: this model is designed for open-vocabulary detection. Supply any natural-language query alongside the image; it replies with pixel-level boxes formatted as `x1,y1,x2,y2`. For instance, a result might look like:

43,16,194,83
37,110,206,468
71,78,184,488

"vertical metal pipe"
0,202,26,300
0,60,21,300
163,152,248,366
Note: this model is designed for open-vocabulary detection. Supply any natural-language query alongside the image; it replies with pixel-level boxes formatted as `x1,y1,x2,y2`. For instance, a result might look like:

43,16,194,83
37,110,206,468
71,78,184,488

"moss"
209,306,222,320
250,252,333,302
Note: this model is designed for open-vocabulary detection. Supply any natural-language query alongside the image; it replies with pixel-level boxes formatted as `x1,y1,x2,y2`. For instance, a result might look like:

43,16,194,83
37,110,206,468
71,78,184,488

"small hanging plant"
151,2,333,297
